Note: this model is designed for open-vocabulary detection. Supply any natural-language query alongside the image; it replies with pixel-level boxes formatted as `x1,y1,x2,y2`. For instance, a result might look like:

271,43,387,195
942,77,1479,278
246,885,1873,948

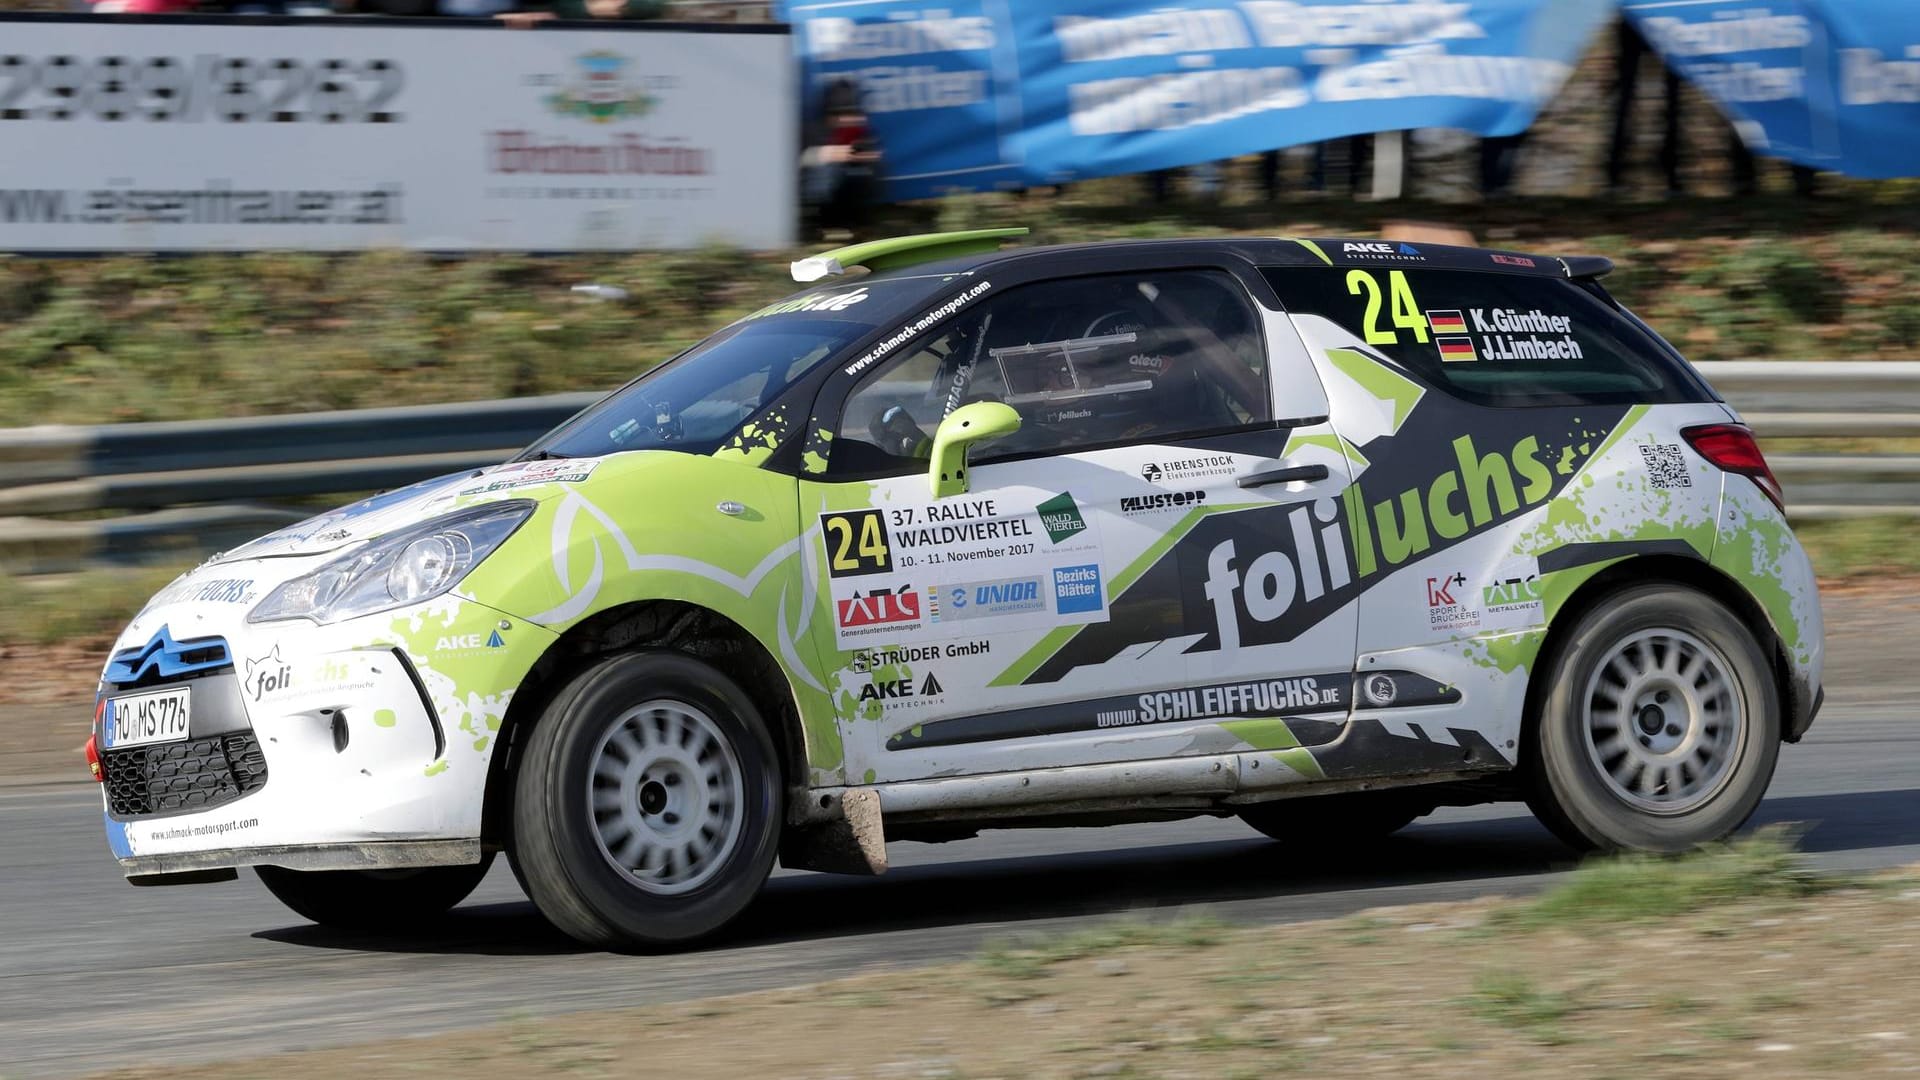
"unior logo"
930,577,1043,622
546,51,655,123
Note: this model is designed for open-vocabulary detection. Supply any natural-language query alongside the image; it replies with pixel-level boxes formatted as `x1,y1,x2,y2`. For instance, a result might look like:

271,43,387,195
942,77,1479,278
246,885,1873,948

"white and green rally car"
92,229,1824,947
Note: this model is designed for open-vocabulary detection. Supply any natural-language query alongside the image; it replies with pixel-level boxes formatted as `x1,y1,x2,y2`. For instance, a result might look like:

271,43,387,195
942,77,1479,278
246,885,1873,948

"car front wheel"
1525,584,1781,852
509,651,781,950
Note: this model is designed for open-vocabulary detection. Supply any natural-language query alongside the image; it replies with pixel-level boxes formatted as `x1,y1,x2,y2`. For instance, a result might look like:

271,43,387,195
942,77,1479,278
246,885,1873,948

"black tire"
508,651,782,950
1524,584,1781,853
256,854,493,932
1238,791,1430,846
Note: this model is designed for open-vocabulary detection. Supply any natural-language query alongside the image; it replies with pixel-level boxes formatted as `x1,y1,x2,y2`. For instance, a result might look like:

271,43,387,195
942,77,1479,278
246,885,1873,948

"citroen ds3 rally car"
92,229,1823,948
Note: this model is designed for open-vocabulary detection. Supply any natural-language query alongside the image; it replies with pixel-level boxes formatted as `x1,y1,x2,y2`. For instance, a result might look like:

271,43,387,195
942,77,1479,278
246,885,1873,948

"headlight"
248,501,534,625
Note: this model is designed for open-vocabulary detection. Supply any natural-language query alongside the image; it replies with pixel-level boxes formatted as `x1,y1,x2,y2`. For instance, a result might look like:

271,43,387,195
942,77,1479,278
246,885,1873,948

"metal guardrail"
0,362,1914,572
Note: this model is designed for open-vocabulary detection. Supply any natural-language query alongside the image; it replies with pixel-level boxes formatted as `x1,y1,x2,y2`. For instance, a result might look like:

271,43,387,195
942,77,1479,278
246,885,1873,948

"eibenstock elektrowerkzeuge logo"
546,51,654,123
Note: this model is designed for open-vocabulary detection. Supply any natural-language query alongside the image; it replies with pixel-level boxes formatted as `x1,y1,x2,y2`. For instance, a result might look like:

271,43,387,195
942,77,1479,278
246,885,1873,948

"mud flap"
780,787,888,876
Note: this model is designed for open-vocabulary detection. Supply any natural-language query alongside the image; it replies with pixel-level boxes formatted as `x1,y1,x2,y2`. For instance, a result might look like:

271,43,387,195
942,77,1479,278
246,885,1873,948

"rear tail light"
1682,423,1785,513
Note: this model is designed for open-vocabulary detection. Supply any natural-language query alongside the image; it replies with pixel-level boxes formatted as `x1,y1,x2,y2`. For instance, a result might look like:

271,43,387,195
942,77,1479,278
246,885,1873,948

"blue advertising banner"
1626,0,1920,179
788,0,1618,200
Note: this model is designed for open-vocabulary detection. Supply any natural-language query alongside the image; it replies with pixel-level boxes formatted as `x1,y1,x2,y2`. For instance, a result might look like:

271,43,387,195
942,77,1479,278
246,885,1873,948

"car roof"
861,236,1610,284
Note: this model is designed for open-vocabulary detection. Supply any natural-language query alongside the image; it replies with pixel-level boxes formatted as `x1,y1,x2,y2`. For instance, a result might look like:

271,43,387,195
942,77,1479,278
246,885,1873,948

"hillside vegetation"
3,190,1918,428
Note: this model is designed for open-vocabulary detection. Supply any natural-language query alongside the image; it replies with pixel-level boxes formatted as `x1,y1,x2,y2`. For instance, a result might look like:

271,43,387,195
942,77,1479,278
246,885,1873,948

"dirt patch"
0,640,105,706
1815,579,1920,707
83,867,1920,1080
0,641,100,783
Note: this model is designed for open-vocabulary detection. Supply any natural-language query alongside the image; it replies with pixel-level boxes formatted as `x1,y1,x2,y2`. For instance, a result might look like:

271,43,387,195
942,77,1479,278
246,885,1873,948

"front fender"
456,454,844,780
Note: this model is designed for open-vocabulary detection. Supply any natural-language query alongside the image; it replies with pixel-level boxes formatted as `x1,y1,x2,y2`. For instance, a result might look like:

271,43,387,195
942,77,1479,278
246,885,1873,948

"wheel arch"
479,600,809,849
1522,554,1797,759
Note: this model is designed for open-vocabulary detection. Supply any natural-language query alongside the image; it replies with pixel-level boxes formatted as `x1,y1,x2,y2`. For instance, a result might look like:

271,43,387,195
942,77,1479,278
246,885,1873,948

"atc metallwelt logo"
546,51,655,123
1036,493,1087,544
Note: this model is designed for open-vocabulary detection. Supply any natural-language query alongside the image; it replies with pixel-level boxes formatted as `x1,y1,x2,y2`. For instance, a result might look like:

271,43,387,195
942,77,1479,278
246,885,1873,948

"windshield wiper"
518,449,574,462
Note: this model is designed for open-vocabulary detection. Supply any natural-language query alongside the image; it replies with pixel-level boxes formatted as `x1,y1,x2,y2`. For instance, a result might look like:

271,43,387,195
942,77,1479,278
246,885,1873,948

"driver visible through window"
834,270,1269,476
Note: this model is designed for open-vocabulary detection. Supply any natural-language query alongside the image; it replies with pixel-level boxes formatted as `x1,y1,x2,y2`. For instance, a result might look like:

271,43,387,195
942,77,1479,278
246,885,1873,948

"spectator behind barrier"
801,78,882,234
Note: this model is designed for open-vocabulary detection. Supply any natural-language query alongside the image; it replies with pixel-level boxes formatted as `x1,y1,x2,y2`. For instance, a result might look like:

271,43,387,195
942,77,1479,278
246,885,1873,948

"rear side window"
1261,267,1708,406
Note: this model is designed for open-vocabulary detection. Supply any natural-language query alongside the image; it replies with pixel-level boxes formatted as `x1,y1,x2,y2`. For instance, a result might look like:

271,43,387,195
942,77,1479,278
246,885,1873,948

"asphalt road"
3,704,1916,1079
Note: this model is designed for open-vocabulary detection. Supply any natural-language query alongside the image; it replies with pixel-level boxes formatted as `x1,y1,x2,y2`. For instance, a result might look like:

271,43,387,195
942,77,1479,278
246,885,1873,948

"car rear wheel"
256,855,493,932
1525,584,1780,852
1238,791,1430,846
509,651,781,950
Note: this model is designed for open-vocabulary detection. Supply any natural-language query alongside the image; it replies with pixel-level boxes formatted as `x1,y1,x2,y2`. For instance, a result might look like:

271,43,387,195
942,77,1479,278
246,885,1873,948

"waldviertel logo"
1036,493,1086,544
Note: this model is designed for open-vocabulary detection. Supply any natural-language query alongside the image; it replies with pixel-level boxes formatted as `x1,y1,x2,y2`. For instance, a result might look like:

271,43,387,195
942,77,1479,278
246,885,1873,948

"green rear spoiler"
790,228,1029,283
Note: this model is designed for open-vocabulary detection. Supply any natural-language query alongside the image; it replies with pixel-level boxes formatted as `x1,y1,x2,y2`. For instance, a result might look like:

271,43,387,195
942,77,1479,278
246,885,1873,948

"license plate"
105,687,192,749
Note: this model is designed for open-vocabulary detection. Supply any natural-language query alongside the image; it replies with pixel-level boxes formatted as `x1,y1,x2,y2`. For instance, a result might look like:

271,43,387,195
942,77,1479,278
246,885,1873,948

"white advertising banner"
0,17,795,250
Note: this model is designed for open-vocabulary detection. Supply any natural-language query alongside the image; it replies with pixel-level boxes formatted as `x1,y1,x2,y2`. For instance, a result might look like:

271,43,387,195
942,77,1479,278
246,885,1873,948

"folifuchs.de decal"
1018,385,1628,683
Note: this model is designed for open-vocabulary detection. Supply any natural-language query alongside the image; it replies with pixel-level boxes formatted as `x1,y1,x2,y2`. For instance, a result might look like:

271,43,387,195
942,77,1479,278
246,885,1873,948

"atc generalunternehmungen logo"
545,51,655,123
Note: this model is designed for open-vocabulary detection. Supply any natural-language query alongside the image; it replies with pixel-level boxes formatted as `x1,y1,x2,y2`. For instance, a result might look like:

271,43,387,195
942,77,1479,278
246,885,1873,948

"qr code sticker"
1639,443,1691,488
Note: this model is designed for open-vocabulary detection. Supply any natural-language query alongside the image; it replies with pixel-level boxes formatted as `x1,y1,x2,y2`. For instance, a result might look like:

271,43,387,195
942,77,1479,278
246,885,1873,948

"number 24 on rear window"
1347,270,1429,346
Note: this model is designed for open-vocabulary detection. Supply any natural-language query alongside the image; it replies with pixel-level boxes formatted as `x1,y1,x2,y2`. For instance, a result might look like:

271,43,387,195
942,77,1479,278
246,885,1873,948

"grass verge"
1793,518,1920,581
0,564,182,648
1494,825,1830,930
81,837,1920,1080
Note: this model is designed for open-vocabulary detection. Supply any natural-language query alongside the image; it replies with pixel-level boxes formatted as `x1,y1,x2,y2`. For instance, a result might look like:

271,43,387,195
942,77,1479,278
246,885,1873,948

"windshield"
521,279,927,460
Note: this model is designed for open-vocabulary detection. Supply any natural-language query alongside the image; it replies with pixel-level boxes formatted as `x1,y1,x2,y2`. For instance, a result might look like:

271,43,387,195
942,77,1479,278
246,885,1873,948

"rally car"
91,229,1823,948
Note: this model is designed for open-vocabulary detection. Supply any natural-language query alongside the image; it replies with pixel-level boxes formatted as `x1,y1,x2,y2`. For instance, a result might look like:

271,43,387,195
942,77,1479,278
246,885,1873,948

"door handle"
1237,462,1331,489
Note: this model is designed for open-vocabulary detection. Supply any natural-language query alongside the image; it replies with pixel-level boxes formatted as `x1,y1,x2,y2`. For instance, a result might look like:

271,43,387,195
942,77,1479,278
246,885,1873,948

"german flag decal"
1427,309,1468,335
1437,336,1478,363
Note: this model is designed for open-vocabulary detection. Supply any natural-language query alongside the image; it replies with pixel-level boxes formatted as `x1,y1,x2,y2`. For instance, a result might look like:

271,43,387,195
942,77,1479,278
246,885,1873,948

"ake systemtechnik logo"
546,51,654,123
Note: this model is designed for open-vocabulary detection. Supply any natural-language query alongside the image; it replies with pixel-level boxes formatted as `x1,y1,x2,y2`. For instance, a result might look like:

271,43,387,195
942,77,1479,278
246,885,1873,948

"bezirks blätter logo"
547,51,654,123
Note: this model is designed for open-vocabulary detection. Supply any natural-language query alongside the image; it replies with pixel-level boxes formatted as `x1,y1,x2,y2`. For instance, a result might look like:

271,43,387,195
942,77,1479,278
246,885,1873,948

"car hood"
211,455,606,563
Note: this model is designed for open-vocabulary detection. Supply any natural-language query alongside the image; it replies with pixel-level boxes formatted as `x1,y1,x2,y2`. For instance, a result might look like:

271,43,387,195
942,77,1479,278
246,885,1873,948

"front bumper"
98,584,555,876
122,839,483,885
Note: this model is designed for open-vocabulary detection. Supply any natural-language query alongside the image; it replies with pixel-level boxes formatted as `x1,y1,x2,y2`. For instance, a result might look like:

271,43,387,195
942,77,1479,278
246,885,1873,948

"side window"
830,270,1268,476
1261,267,1705,406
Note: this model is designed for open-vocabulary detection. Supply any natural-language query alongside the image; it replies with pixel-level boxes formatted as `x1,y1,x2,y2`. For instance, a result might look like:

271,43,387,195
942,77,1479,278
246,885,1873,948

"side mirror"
928,402,1020,498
